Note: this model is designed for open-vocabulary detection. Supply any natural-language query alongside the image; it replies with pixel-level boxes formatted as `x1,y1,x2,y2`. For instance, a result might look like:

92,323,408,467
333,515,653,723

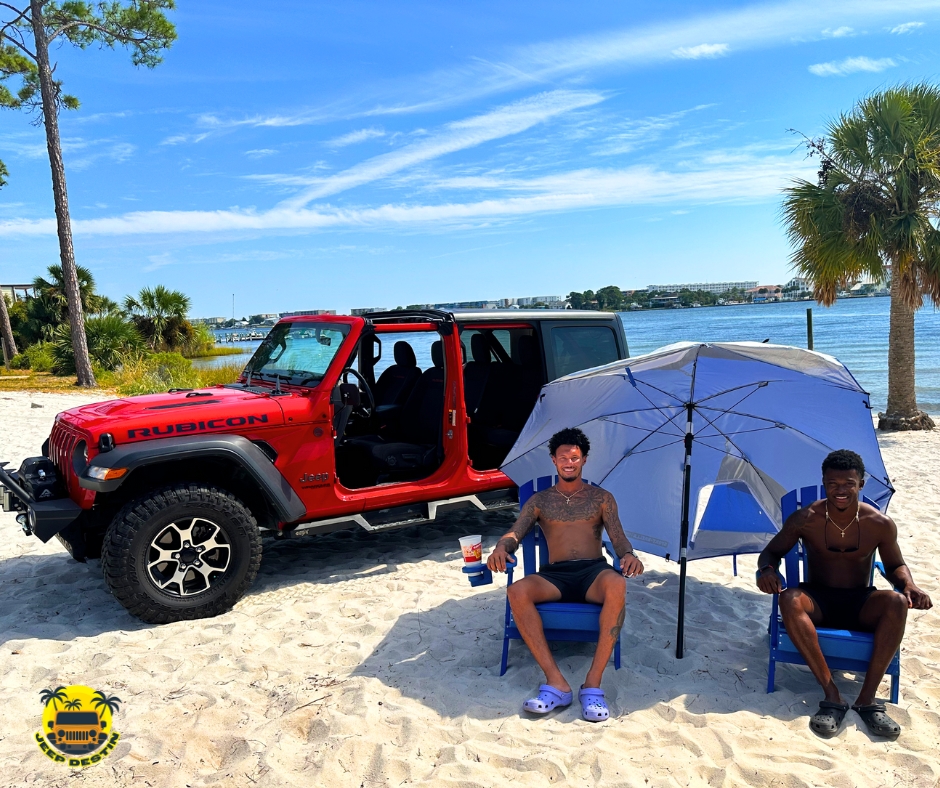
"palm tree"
782,84,940,431
91,691,122,717
124,285,192,351
40,687,69,711
33,264,103,320
64,698,82,710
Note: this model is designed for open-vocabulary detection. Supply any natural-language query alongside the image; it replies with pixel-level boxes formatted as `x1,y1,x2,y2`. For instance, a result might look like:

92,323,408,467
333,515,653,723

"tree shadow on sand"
350,567,894,725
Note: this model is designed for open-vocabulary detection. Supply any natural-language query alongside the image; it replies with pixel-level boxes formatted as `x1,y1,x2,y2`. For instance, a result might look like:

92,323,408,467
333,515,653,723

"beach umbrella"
501,341,893,658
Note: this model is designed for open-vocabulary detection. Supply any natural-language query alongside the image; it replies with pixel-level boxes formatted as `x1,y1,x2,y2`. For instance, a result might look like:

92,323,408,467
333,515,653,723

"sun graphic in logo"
35,685,122,768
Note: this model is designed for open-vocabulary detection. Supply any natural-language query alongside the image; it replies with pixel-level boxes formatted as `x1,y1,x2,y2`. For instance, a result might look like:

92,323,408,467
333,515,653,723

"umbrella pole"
676,403,693,659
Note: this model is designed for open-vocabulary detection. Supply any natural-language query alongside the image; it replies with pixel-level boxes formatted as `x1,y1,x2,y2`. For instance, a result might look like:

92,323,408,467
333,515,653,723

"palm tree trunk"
0,291,17,368
879,272,934,430
29,0,96,387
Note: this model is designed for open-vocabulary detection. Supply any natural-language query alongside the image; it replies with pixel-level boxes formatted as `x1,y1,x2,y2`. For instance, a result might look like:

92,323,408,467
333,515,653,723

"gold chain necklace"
555,484,584,505
825,500,860,538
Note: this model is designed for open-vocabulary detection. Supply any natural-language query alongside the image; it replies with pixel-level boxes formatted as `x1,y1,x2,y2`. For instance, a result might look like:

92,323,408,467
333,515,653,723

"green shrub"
111,352,201,395
52,315,143,374
22,342,55,372
9,352,29,370
180,321,216,358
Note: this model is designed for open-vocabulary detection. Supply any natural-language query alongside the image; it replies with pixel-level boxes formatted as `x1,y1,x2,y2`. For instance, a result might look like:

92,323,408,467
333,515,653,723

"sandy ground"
0,390,938,788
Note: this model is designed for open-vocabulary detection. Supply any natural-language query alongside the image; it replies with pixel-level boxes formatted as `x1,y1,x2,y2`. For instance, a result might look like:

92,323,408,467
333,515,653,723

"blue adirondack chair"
767,485,901,704
500,476,622,676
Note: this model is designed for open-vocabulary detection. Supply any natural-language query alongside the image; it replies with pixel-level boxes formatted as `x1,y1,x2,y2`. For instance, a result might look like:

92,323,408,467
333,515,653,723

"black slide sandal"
810,700,849,737
852,703,901,740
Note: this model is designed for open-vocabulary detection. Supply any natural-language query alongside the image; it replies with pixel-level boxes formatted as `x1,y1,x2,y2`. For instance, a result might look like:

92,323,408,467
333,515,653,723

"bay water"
199,297,940,414
619,297,940,414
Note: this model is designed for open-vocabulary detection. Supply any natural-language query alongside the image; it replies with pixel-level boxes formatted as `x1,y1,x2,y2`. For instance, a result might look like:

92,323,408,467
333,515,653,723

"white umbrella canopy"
500,341,894,657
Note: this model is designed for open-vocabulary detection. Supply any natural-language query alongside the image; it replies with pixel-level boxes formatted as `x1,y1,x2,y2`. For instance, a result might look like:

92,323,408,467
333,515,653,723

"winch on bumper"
0,459,84,547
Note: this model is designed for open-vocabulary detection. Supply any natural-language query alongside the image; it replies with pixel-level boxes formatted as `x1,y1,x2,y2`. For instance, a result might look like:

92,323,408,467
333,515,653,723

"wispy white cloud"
0,150,813,238
274,90,605,208
0,134,135,168
594,104,714,156
190,2,940,127
70,143,135,171
326,128,386,147
890,21,925,33
823,26,855,37
244,149,278,158
161,132,210,145
672,43,729,59
808,56,896,76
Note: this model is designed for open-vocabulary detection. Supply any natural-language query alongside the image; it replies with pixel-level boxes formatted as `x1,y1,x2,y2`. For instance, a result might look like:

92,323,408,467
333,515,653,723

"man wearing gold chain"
487,427,643,722
756,449,932,740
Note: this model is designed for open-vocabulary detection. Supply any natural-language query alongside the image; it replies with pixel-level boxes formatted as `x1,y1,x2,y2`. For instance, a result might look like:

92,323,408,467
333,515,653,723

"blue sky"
1,1,939,317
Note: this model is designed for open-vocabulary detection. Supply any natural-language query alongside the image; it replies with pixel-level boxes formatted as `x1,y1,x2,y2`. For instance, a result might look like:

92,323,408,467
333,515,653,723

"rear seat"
468,333,543,468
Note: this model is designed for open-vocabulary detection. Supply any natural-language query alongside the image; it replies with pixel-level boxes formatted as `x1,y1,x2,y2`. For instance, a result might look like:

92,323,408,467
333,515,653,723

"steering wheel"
340,368,375,421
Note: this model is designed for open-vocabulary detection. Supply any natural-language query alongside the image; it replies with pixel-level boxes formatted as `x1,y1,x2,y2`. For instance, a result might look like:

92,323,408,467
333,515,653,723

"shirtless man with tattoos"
756,449,931,740
487,427,643,722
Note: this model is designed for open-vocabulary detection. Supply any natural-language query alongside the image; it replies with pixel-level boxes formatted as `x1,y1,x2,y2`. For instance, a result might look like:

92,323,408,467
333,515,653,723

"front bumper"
0,462,83,543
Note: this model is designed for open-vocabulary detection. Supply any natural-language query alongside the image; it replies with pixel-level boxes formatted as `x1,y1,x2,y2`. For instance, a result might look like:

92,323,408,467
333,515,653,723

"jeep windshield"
241,323,349,388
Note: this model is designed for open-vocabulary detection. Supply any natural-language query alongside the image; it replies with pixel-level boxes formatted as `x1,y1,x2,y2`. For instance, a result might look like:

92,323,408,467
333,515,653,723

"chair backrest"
780,485,879,587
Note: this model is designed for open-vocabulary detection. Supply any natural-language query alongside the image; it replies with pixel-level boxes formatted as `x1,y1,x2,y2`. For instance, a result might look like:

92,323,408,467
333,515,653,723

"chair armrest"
505,556,517,585
874,561,906,592
601,537,622,573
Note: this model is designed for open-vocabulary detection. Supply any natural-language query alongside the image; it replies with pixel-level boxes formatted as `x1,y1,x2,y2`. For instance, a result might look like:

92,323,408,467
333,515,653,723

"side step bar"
271,488,518,539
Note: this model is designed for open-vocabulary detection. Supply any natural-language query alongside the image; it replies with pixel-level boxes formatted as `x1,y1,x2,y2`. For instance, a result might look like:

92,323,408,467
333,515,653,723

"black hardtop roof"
365,308,619,324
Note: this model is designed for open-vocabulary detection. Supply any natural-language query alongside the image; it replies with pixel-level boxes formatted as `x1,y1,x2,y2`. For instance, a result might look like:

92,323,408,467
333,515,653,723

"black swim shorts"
798,583,877,631
537,557,613,603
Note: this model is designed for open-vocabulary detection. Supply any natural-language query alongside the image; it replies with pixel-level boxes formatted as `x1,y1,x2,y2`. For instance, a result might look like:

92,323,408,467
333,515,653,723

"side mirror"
48,721,54,729
372,337,382,365
330,385,344,407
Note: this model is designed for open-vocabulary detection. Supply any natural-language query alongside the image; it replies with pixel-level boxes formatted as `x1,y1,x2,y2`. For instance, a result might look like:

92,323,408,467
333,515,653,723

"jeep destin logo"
127,414,269,439
36,685,122,769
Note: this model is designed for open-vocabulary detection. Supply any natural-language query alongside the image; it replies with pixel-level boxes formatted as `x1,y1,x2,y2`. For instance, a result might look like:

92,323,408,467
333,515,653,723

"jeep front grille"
48,422,78,493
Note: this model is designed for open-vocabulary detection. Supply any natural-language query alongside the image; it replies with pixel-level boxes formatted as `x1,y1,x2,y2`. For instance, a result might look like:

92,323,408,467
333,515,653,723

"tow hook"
16,512,32,536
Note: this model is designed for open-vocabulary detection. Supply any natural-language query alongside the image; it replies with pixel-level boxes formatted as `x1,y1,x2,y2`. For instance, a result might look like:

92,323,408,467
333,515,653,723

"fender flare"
80,435,306,523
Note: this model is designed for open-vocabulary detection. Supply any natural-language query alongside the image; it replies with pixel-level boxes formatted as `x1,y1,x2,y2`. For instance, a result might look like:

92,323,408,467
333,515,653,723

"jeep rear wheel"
102,484,262,624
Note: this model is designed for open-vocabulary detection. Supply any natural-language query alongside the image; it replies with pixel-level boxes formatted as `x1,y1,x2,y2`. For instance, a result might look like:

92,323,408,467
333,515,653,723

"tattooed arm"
487,495,540,573
602,491,644,578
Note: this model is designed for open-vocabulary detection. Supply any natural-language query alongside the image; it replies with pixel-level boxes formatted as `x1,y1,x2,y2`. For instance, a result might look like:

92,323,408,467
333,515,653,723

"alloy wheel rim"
146,517,232,597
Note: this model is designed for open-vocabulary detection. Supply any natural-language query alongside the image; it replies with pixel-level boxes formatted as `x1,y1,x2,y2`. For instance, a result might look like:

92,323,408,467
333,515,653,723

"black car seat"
344,340,447,483
479,334,544,465
373,341,421,409
463,333,492,416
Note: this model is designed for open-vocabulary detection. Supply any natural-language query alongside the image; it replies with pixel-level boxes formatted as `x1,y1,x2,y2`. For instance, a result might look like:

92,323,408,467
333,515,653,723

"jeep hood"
57,386,287,443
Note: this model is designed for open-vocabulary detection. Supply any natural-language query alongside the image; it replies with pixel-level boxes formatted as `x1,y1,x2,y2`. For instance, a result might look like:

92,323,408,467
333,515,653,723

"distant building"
747,285,783,303
511,295,567,308
649,295,681,307
1,284,35,302
646,281,757,294
191,316,227,326
351,307,388,316
279,310,337,317
431,300,499,310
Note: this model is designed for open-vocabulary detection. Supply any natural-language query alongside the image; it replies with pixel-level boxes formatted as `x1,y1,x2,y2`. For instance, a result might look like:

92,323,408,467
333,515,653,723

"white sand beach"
0,390,938,787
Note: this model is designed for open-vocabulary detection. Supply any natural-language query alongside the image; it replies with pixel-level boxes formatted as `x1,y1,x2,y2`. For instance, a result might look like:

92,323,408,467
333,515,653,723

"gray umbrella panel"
502,342,892,561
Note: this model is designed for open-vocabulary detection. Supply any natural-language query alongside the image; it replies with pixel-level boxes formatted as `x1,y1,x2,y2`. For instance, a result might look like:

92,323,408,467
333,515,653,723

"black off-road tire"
101,484,262,624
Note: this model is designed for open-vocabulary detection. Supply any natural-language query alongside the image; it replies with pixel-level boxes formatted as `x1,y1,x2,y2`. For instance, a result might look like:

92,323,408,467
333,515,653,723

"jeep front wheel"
102,484,262,624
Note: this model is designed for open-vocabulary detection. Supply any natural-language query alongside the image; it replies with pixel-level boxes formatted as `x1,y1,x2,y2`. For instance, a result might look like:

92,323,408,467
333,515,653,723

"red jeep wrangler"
1,309,628,623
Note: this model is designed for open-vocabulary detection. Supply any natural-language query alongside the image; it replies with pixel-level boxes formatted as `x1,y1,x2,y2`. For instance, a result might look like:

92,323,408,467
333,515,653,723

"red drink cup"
459,535,483,569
